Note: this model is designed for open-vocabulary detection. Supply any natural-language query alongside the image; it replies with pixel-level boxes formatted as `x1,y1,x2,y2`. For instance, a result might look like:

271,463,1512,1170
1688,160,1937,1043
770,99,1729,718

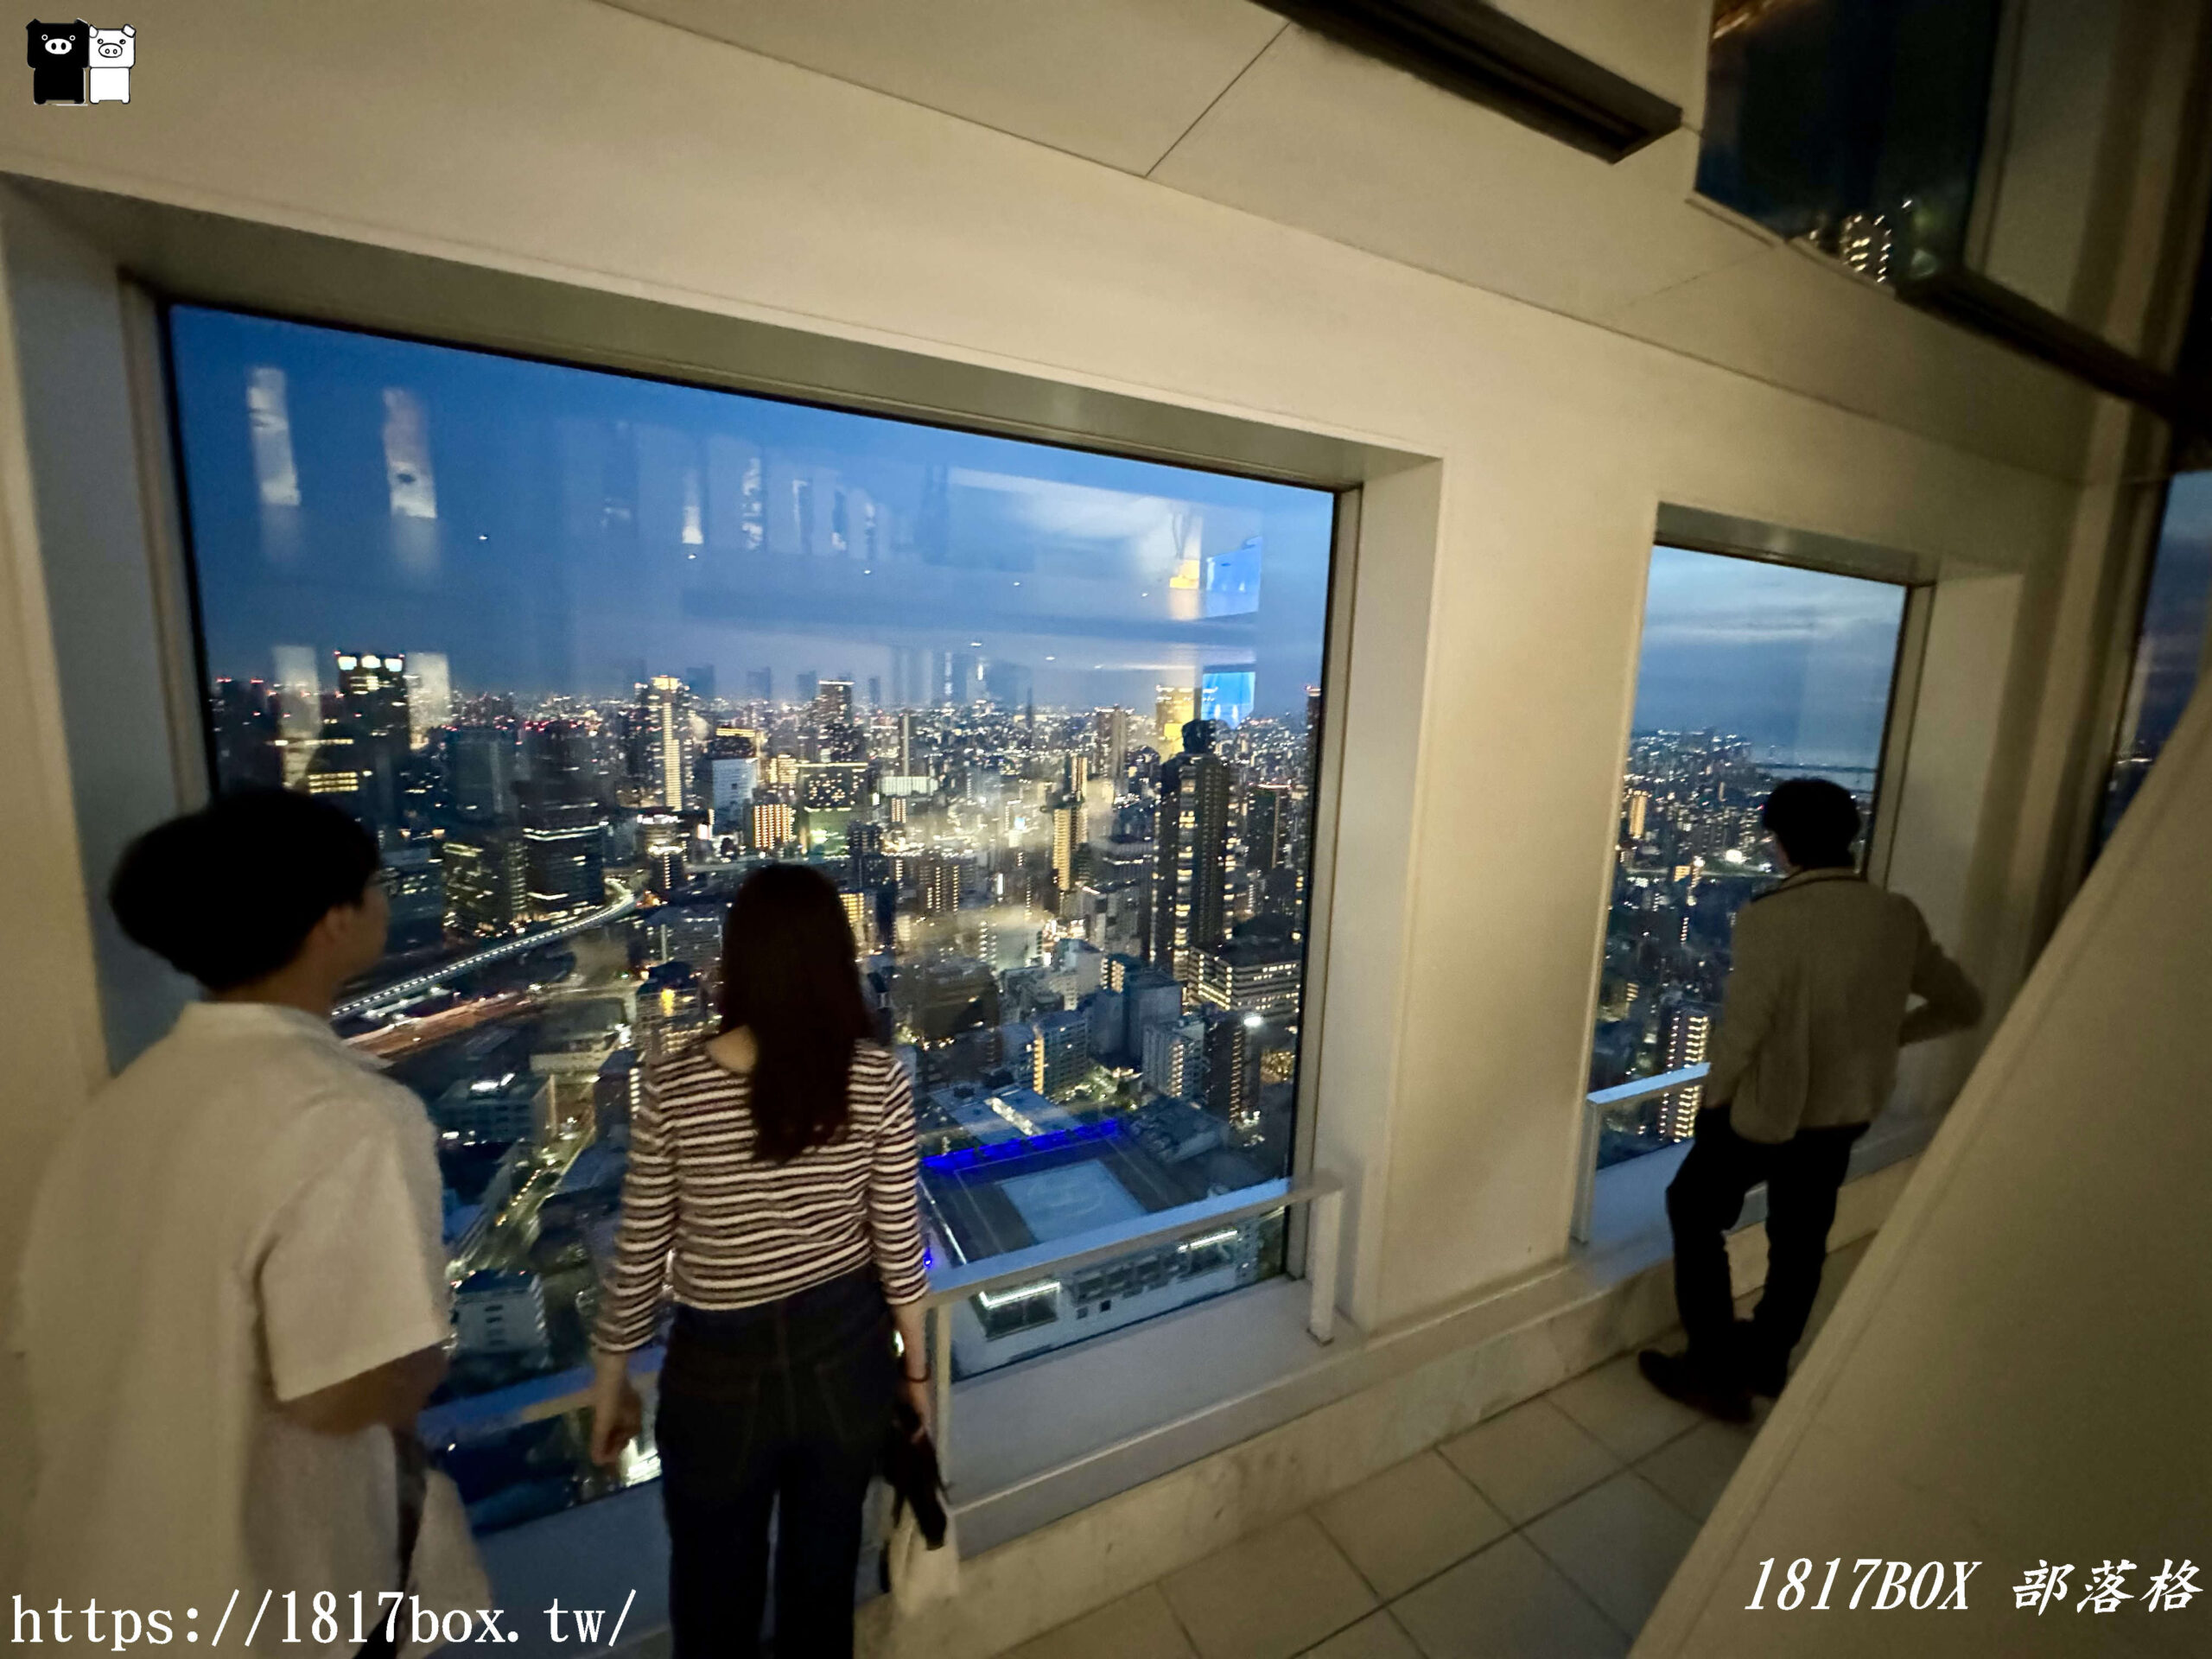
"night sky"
170,306,1336,719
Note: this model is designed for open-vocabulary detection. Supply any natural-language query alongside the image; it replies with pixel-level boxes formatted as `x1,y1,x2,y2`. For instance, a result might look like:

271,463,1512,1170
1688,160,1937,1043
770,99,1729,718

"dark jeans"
656,1269,897,1659
1666,1108,1867,1378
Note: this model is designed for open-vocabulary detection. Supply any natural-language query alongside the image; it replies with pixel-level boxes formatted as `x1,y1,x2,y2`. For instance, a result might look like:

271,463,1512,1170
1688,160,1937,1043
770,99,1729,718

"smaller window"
2096,474,2211,855
1588,546,1911,1169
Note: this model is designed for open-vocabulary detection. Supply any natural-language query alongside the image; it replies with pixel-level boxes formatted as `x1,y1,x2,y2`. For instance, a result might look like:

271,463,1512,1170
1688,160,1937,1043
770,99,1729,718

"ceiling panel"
1152,27,1764,323
600,0,1287,175
1602,244,2099,480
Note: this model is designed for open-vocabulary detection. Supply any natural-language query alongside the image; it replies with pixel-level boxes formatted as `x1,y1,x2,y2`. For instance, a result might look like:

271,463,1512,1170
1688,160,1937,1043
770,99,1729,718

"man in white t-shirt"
16,791,486,1659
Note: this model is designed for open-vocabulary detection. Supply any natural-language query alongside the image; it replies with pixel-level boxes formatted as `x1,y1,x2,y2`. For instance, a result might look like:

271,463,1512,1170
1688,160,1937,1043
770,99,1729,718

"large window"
2096,474,2212,853
1588,546,1910,1167
168,307,1338,1529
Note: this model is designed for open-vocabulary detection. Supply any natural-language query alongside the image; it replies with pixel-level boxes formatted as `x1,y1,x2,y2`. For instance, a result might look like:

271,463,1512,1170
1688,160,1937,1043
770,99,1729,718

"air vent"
1257,0,1681,162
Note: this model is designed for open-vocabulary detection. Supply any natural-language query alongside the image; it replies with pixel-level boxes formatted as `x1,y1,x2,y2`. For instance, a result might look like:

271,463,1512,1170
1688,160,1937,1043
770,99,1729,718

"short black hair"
109,790,381,989
1760,779,1863,870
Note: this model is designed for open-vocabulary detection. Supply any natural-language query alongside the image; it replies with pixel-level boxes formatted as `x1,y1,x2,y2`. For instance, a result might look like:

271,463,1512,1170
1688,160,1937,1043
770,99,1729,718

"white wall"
1637,625,2212,1659
0,0,2139,1568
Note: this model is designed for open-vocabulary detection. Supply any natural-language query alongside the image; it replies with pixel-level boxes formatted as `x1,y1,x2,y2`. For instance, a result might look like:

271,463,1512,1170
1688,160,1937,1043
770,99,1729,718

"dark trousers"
1665,1108,1866,1378
656,1270,897,1659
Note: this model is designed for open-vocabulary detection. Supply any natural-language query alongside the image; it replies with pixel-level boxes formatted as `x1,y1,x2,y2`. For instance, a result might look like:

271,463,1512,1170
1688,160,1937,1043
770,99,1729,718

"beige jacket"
1704,868,1983,1143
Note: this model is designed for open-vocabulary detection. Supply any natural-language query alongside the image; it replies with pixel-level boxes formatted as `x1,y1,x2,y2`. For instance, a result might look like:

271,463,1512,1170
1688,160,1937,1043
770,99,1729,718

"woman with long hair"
588,863,931,1657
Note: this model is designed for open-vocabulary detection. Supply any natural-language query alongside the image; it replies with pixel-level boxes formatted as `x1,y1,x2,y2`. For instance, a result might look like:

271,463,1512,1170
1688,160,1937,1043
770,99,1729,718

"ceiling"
598,0,2094,480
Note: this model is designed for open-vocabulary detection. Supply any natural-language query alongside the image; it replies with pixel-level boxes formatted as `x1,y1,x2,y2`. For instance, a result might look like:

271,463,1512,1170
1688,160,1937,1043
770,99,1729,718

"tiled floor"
1003,1238,1871,1659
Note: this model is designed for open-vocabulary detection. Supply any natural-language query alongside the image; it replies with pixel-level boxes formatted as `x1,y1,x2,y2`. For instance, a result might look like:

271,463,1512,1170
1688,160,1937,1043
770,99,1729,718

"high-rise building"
404,651,452,747
525,718,600,806
1246,783,1292,874
815,679,854,723
1096,705,1130,785
1030,1010,1090,1100
442,826,527,938
378,839,445,950
914,851,962,916
840,889,876,953
639,675,694,810
1625,788,1651,842
334,651,410,755
639,812,689,895
522,804,607,919
451,726,518,823
797,761,866,810
1051,793,1087,894
1203,1009,1260,1130
1142,1014,1205,1099
1152,719,1233,984
1657,998,1712,1140
1155,685,1196,759
749,797,795,853
1195,936,1303,1020
709,753,759,833
637,962,711,1065
209,678,283,790
325,650,411,832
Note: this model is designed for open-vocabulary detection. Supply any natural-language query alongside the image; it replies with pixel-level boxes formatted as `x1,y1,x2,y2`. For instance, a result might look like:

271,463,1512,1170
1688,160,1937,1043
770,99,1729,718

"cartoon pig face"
90,26,132,66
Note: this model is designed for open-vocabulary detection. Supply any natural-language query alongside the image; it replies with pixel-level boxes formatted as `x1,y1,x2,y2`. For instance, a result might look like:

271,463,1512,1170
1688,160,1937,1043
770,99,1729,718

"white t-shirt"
16,1001,483,1657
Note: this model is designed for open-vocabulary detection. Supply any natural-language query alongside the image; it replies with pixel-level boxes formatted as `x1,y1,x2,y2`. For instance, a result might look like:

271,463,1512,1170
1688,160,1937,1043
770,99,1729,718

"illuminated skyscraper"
1154,685,1196,760
639,813,689,895
1657,998,1712,1140
914,851,961,916
639,676,694,810
442,827,527,938
333,650,411,832
1031,1010,1090,1101
1051,793,1087,894
522,803,607,920
1153,719,1233,984
750,798,795,853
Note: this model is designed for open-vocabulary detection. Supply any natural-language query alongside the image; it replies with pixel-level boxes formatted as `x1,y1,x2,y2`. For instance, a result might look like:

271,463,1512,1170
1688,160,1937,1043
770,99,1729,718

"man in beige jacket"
1641,779,1983,1421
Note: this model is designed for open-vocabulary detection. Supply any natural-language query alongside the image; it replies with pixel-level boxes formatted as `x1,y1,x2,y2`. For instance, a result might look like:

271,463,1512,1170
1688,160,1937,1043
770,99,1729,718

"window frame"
144,290,1364,1346
1577,528,1936,1185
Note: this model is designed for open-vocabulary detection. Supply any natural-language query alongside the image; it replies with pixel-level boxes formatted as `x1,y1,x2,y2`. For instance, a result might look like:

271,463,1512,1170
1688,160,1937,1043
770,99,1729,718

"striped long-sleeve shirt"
592,1039,930,1353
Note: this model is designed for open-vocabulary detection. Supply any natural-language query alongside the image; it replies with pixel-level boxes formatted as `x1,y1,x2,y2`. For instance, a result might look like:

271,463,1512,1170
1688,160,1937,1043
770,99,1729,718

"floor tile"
1391,1534,1628,1659
1160,1512,1378,1659
1004,1585,1197,1659
1435,1397,1620,1525
1313,1452,1510,1600
1300,1611,1420,1658
1546,1353,1706,1462
1522,1471,1702,1634
1637,1419,1754,1522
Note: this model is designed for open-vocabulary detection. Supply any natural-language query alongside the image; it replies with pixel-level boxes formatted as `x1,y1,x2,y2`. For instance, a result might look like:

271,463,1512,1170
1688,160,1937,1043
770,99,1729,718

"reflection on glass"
1589,548,1909,1168
1698,0,2003,284
168,307,1337,1529
2096,474,2212,855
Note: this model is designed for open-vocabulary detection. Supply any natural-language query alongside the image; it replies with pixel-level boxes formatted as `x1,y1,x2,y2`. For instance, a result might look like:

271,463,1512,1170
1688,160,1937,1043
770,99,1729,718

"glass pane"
1699,0,2003,283
169,306,1337,1527
1589,547,1910,1168
2096,474,2212,854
